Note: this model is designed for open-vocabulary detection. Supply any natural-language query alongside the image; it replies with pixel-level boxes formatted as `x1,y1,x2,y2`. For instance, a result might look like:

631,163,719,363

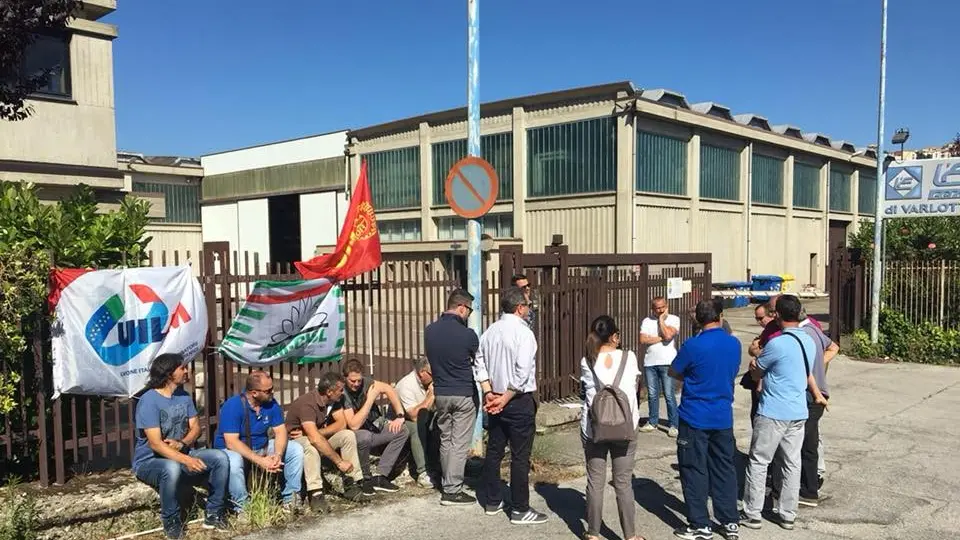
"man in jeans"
341,358,409,494
424,288,480,506
133,354,229,538
285,371,366,510
741,296,825,530
669,300,742,540
639,296,681,437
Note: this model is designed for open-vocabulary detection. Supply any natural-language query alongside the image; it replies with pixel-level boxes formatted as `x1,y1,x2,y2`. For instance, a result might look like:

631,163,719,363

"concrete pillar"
850,169,861,233
784,155,795,282
419,122,434,240
742,142,752,279
511,106,526,242
615,100,635,253
821,161,831,287
688,132,702,250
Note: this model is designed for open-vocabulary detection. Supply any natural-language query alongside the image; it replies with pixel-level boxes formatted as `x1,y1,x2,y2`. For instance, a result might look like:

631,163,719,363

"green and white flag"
219,278,345,366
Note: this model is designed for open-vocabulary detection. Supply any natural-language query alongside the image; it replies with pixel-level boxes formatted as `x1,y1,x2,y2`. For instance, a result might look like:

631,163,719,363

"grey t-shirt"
800,324,832,398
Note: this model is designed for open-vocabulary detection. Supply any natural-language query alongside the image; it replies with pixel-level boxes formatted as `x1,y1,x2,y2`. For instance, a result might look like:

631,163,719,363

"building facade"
199,131,349,269
346,82,880,286
0,0,122,200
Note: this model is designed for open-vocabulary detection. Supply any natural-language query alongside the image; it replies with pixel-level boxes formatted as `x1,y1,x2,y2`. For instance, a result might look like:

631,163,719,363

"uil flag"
295,160,382,281
49,266,208,398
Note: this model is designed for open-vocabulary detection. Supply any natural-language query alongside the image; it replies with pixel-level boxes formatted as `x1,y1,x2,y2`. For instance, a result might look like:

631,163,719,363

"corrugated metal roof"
734,113,772,131
802,133,833,147
118,152,201,168
772,125,804,139
638,88,690,109
690,101,733,120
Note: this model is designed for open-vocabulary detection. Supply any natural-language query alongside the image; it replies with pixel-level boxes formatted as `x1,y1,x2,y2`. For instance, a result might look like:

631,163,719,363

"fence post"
33,312,50,486
939,259,947,327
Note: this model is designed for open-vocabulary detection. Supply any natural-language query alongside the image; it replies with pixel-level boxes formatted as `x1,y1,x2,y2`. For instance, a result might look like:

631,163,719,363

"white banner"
218,278,345,366
50,266,208,398
883,158,960,218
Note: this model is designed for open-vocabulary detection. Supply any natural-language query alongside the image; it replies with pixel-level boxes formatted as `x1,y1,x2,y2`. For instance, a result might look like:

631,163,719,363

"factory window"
432,133,513,205
527,117,616,198
636,131,686,195
436,214,513,240
793,162,821,209
858,173,878,215
751,154,785,206
378,219,421,243
829,169,852,212
700,144,741,201
364,147,421,210
132,181,201,223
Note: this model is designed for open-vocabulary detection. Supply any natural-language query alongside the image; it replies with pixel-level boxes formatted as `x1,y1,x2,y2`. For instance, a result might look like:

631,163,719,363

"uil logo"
85,284,192,366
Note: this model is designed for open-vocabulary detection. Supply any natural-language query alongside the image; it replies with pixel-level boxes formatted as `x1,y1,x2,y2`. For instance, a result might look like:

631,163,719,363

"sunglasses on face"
256,387,274,395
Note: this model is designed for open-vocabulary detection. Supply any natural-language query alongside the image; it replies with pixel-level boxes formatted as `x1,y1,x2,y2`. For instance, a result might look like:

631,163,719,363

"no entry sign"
444,156,499,219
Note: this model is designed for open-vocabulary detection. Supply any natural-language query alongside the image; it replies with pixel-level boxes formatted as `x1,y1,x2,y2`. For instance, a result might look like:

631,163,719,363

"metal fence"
872,260,960,329
2,241,711,486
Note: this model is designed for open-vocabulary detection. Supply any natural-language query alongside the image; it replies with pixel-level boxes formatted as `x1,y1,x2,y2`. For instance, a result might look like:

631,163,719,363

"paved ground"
242,299,960,540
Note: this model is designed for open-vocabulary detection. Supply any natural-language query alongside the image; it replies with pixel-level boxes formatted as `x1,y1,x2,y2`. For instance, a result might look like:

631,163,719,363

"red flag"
295,160,382,281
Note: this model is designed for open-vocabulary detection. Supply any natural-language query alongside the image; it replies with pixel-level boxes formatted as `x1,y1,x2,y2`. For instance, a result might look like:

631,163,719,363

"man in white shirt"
639,296,681,437
474,286,549,525
395,356,437,488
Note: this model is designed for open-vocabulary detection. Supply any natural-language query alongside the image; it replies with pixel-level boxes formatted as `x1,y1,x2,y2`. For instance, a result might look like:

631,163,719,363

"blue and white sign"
883,158,960,218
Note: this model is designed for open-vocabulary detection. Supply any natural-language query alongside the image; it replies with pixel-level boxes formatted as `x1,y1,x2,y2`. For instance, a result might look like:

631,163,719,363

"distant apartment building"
0,1,121,201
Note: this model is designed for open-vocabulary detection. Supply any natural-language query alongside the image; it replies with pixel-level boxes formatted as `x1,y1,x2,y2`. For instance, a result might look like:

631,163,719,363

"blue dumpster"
751,274,785,303
728,280,753,308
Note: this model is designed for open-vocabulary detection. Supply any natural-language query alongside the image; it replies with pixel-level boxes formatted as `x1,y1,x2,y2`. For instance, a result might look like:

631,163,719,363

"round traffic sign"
444,156,499,219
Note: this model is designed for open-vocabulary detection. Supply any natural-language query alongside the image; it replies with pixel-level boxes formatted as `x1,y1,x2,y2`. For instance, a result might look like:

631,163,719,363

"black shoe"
777,517,796,530
818,475,824,489
739,511,762,530
673,525,713,539
309,494,330,513
342,481,366,502
360,478,376,496
162,518,186,539
484,501,504,515
509,508,548,525
371,475,400,493
798,495,819,507
440,491,477,506
719,523,740,540
202,513,229,531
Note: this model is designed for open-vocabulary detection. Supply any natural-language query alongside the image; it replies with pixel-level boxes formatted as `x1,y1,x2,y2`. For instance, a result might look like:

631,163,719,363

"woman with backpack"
580,315,645,540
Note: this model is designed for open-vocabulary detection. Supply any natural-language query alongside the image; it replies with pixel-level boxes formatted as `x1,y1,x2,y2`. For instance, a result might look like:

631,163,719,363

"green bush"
849,308,960,365
0,479,39,540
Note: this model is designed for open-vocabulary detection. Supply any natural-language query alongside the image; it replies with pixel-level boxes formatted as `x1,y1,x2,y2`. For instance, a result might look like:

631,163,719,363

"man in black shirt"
424,288,479,506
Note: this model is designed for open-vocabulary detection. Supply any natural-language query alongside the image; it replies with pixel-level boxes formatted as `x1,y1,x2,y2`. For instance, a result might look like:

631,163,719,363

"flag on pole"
295,160,382,281
218,278,345,366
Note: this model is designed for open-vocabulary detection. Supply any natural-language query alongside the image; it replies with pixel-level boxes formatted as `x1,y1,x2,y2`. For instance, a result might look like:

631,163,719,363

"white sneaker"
416,473,435,488
639,423,656,433
668,427,679,438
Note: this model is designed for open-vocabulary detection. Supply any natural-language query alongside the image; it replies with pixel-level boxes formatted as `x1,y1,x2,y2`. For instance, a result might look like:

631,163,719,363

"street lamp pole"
869,0,888,344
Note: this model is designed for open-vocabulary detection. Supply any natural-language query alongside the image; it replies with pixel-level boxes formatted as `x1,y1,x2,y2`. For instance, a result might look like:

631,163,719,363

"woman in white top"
580,315,644,540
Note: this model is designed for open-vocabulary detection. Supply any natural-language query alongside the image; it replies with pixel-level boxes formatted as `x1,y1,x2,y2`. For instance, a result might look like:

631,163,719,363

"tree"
0,0,82,121
948,133,960,157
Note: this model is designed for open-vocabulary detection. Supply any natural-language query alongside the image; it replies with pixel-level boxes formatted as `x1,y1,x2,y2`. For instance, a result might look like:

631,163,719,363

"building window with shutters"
751,154,785,206
793,162,821,209
829,169,852,212
364,147,421,210
527,117,616,198
636,131,687,195
700,143,741,201
432,133,513,205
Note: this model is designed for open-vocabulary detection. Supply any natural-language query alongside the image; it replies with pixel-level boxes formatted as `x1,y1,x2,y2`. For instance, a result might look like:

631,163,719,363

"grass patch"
0,477,39,540
237,470,287,530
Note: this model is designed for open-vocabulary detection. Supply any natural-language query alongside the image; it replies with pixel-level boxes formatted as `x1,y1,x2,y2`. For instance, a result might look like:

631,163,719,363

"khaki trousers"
297,429,364,493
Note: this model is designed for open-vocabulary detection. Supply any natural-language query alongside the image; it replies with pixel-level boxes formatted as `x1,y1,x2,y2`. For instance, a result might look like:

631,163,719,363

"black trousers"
800,401,825,498
677,421,739,528
482,393,536,513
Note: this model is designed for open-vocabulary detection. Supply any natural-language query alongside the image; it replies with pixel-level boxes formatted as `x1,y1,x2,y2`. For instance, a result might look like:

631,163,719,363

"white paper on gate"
667,277,684,300
51,266,208,398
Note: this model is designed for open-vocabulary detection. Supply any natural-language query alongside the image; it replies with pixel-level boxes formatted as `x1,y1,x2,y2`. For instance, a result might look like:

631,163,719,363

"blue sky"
107,0,958,157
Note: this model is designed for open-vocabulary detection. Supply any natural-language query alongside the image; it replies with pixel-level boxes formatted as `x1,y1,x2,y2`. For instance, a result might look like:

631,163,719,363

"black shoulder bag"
782,331,814,404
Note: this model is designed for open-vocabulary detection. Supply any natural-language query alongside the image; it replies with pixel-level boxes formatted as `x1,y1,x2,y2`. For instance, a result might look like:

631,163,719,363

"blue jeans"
134,448,230,522
645,365,678,428
224,440,304,510
676,421,739,528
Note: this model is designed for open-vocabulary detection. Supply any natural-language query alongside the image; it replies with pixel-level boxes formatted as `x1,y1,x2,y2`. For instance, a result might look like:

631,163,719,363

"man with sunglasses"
511,274,537,328
424,288,480,506
213,370,304,513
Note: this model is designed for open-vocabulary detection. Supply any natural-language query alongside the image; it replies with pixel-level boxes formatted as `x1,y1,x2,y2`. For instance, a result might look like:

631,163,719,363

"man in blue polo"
669,299,742,540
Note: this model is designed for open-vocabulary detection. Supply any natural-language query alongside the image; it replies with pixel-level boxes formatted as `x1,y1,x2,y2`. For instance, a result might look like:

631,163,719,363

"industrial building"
343,81,880,286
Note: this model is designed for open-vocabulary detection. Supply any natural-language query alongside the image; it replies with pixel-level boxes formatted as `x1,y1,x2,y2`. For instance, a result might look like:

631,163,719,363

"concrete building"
117,152,204,261
345,81,880,287
199,131,349,269
0,1,121,201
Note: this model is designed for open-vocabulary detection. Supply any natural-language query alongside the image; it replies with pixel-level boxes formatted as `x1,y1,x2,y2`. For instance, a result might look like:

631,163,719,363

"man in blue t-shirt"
669,300,742,540
741,295,826,531
213,370,304,512
133,353,229,539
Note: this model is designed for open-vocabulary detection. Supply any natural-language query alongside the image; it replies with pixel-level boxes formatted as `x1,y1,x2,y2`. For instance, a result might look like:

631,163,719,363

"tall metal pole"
869,0,888,343
466,0,485,454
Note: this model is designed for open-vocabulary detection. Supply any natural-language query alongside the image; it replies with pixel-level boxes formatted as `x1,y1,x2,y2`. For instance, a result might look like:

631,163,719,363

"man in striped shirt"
474,286,549,525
